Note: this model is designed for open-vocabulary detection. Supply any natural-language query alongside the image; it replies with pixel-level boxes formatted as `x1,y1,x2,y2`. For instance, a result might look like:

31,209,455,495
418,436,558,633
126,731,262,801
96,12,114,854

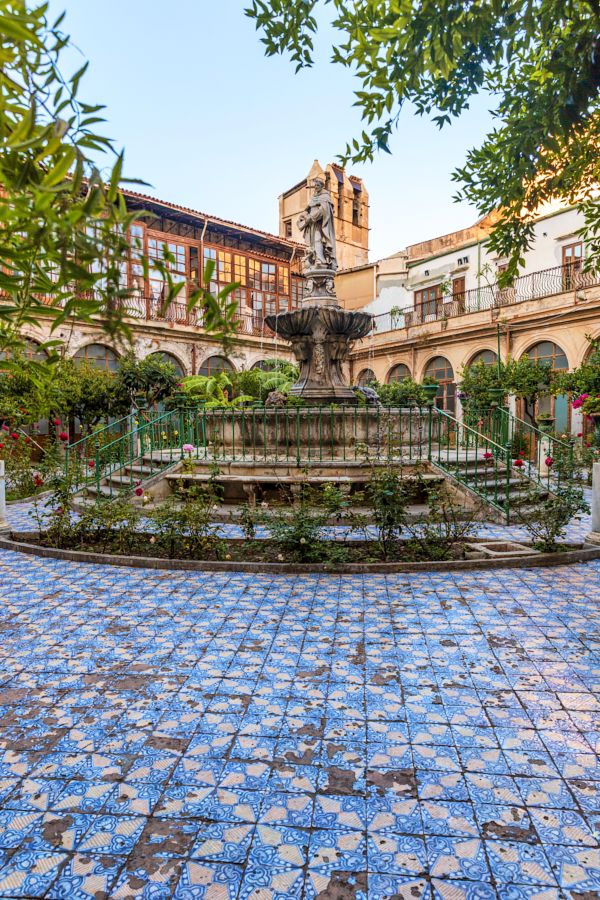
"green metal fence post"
427,404,433,461
505,443,512,523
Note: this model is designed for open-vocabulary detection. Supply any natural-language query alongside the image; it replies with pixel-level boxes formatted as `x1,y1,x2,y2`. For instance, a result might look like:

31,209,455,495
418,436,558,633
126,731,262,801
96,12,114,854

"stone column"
0,461,9,533
587,461,600,544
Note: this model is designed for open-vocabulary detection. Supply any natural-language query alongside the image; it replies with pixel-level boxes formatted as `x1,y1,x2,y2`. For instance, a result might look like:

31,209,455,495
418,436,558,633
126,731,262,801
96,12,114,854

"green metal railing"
65,413,139,492
429,407,517,518
67,402,576,520
481,407,574,491
91,407,206,499
183,404,437,465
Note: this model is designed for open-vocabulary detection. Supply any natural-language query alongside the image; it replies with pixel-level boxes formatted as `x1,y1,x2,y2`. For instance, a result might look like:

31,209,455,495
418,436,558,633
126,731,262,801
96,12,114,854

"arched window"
0,339,46,364
251,360,275,371
356,368,375,387
424,356,455,413
387,363,411,383
74,343,119,372
525,342,569,430
526,341,568,370
198,355,234,377
469,349,498,367
148,352,185,378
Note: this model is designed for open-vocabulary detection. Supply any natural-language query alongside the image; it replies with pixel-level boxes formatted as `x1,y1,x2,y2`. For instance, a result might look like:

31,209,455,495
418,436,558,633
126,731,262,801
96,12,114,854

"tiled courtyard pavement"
0,547,597,899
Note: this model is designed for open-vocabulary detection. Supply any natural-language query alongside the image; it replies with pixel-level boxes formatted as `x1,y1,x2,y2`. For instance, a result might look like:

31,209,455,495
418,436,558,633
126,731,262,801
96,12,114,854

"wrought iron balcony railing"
371,263,600,335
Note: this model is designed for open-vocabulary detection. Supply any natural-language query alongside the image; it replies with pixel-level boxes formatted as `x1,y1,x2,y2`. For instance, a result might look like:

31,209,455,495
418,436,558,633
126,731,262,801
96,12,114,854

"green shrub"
404,480,477,560
257,483,350,562
512,484,589,552
366,467,410,559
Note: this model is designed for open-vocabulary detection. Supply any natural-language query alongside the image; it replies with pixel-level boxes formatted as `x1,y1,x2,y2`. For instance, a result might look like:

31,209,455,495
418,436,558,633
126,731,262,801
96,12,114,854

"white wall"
370,204,587,316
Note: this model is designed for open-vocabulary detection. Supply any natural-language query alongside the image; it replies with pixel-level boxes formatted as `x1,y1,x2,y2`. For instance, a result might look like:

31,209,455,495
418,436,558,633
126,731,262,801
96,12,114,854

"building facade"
346,198,600,436
20,190,306,379
14,167,600,440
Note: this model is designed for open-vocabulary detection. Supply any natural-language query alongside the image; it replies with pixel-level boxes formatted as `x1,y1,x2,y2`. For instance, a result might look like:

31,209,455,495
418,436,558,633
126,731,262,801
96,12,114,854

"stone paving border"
3,531,600,574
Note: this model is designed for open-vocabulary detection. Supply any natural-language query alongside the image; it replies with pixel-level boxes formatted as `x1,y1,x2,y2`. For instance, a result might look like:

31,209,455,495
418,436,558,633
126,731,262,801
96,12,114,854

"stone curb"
6,490,53,506
1,532,600,575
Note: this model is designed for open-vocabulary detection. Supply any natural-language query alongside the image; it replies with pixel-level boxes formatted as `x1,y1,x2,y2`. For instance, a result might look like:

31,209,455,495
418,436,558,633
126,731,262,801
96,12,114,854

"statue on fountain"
265,175,373,403
297,178,337,272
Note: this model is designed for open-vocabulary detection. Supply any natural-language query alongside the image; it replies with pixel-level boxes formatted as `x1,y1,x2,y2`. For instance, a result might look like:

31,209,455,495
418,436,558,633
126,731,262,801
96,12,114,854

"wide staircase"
428,407,574,522
65,404,574,523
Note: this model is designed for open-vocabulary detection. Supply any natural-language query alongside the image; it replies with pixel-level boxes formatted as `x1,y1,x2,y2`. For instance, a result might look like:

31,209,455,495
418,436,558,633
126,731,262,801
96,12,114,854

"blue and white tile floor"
0,501,597,896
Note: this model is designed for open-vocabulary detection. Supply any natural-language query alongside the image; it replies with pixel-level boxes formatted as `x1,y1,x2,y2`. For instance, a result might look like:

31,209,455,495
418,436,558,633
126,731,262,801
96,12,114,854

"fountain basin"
265,305,374,404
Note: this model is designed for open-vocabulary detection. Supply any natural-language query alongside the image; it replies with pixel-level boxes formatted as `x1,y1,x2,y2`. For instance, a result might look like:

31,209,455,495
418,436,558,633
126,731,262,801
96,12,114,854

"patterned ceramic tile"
0,847,67,896
0,517,599,898
49,852,125,899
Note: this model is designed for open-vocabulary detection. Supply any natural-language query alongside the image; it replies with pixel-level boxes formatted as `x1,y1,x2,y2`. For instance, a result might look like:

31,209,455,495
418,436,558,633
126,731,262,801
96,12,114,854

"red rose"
545,456,554,467
58,432,69,442
24,437,31,445
577,432,583,438
34,475,43,487
1,425,8,432
0,444,4,450
483,451,493,460
134,486,144,497
10,433,19,441
53,418,61,426
514,459,524,468
88,460,95,468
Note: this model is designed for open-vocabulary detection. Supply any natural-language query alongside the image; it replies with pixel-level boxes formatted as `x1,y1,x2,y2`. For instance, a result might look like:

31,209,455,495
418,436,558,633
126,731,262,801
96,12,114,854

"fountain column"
265,177,373,405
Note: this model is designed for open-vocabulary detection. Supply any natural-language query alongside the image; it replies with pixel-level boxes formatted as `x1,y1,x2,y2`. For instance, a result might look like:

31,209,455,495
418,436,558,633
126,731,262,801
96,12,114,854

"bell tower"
279,160,369,270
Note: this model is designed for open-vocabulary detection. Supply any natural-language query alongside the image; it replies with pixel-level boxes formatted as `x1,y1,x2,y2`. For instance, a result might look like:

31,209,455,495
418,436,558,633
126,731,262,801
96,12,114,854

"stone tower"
279,160,369,271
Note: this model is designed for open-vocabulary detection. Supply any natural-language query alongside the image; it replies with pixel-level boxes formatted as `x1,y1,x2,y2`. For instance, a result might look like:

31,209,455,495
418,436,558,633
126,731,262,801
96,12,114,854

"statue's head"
313,177,324,193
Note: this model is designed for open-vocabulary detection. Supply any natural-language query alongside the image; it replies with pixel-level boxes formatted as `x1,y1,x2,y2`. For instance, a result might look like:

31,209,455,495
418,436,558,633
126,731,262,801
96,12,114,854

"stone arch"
519,340,569,430
356,368,375,386
422,355,456,413
521,340,569,370
466,348,498,367
146,350,186,377
198,354,236,377
386,363,411,383
73,342,120,372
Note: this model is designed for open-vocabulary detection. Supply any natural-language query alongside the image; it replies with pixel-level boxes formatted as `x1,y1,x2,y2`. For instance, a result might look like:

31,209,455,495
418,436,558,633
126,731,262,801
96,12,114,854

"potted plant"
421,379,439,404
537,413,555,432
487,387,506,408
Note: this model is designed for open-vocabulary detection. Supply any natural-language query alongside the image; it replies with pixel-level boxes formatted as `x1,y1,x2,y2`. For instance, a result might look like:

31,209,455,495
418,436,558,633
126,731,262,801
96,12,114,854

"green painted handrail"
68,402,577,522
429,405,563,522
65,413,138,491
488,407,574,490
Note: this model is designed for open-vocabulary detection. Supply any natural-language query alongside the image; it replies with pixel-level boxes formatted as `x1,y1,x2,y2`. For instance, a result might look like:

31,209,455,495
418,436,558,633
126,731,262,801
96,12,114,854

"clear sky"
52,0,496,261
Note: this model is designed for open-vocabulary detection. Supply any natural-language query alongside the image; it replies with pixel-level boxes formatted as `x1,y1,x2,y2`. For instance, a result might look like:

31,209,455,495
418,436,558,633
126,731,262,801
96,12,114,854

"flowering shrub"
0,430,48,500
572,393,589,410
257,483,351,563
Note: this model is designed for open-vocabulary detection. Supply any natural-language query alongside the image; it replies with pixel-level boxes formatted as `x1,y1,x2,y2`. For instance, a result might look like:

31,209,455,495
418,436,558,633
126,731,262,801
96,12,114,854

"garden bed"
4,531,600,574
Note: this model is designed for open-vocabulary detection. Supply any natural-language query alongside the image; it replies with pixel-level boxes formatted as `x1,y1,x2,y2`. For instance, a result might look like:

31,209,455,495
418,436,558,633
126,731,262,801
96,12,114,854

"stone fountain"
265,177,373,404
